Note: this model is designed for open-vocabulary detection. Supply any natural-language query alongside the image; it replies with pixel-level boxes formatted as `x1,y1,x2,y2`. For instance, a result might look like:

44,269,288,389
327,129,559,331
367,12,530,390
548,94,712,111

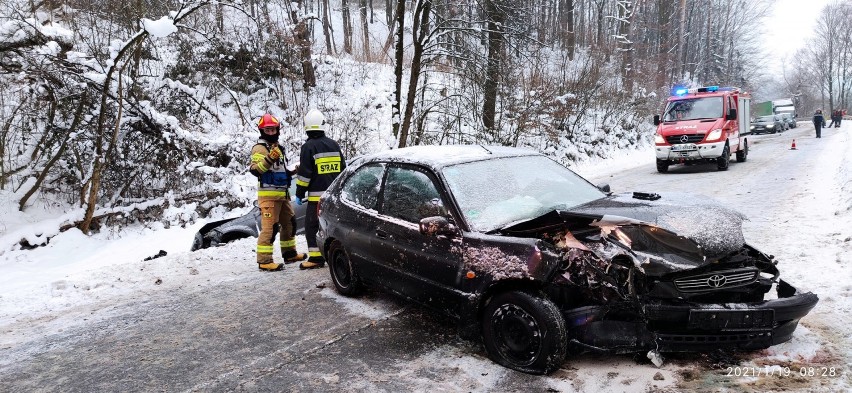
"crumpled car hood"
567,192,747,260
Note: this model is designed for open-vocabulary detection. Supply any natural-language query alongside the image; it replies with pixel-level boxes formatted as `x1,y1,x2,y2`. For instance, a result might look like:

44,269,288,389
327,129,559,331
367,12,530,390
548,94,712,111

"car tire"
481,291,567,374
327,240,362,297
656,159,669,173
736,140,748,163
717,144,730,171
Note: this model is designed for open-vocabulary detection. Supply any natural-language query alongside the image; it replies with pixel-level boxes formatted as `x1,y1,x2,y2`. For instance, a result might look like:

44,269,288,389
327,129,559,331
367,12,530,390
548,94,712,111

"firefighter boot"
283,250,308,264
299,257,325,270
258,262,284,271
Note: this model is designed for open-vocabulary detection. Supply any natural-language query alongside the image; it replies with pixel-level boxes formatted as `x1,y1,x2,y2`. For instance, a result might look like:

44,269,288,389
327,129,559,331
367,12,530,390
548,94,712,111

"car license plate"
688,309,775,330
671,144,696,152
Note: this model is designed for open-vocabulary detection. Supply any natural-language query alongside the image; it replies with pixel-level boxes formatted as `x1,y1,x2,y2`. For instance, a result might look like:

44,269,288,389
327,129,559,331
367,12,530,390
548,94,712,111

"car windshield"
441,155,605,232
662,97,723,121
757,116,775,122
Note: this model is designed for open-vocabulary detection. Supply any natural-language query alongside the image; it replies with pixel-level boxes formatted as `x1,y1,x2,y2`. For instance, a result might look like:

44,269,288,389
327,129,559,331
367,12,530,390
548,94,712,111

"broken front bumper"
564,280,819,353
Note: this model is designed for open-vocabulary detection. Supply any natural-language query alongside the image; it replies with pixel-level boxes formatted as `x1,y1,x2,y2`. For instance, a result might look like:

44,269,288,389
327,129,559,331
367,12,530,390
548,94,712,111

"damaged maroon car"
316,145,818,374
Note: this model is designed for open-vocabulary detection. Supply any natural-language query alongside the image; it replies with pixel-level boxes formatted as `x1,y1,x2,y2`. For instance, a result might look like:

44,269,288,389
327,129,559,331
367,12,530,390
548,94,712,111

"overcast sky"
763,0,832,74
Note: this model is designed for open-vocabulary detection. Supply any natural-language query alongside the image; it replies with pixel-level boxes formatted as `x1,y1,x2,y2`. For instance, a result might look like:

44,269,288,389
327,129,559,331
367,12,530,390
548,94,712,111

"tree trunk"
342,0,353,54
360,0,370,61
391,0,406,141
322,0,334,54
482,0,505,132
677,0,686,79
560,0,575,59
618,0,635,90
290,0,317,87
398,0,431,148
216,3,224,32
594,0,604,48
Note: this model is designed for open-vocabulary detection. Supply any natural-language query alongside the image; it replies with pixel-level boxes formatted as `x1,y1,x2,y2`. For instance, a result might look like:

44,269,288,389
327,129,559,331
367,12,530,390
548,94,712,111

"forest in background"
1,0,851,235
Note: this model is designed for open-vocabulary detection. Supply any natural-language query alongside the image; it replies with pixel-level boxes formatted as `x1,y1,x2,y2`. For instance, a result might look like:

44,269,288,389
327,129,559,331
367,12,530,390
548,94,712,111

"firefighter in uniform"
249,113,307,271
294,109,345,269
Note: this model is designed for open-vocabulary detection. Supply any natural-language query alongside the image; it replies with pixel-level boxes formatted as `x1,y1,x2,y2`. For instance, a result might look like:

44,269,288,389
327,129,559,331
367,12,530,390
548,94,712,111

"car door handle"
376,230,388,239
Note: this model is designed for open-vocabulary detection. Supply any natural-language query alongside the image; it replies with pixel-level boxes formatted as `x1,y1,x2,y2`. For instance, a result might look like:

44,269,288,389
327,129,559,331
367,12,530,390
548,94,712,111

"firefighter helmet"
304,109,326,132
257,113,281,130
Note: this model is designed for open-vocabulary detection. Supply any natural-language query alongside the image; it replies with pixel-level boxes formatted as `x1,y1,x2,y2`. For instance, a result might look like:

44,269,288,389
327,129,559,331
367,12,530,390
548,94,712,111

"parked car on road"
778,113,797,129
750,115,784,134
317,145,819,374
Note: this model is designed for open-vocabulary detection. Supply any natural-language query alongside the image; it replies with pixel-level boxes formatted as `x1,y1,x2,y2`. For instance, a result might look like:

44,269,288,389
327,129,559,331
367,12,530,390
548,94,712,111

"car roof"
357,145,539,169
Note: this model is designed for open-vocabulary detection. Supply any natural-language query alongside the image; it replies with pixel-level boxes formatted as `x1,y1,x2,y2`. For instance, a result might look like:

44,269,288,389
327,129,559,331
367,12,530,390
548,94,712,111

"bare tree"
482,0,506,131
321,0,335,54
398,0,432,148
360,0,371,60
287,0,317,87
342,0,353,54
391,0,406,141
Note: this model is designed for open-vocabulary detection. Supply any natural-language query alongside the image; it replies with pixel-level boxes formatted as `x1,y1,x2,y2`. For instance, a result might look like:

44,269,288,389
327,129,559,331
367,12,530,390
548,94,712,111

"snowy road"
0,124,849,392
579,124,852,391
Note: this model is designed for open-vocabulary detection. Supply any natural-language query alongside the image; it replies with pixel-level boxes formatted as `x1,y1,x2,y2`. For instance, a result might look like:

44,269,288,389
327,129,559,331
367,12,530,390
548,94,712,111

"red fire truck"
653,86,751,173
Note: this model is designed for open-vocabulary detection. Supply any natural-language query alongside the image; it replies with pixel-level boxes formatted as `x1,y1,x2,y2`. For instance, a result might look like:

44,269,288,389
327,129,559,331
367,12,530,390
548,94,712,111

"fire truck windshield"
662,96,723,122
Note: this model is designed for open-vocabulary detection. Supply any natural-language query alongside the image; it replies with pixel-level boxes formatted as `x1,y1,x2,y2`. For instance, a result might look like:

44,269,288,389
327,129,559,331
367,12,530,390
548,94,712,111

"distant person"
249,113,307,272
295,109,346,270
813,110,826,138
833,109,842,127
827,109,838,128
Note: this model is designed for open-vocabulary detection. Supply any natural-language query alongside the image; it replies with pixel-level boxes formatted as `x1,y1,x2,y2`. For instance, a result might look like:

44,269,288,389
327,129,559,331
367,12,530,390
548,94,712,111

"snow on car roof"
360,145,538,168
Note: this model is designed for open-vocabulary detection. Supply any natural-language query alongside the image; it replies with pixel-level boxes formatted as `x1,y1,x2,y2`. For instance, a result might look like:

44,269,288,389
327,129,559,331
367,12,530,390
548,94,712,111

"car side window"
382,166,446,223
340,164,385,210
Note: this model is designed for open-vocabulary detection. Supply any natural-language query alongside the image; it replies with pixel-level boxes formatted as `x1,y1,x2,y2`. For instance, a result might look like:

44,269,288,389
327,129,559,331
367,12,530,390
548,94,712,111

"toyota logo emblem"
707,275,727,288
680,135,690,143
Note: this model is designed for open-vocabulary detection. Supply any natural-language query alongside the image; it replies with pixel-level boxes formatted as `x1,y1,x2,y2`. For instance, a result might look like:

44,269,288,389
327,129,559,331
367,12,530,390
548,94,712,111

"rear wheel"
656,159,669,173
736,140,748,163
327,240,362,296
481,291,567,374
717,144,730,171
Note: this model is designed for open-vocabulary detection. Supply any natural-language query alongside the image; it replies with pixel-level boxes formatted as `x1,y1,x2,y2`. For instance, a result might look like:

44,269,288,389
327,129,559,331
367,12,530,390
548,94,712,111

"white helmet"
304,109,326,132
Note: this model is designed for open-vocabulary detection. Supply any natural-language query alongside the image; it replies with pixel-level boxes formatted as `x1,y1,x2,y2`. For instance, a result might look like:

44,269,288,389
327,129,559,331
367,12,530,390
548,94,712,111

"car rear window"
340,163,384,210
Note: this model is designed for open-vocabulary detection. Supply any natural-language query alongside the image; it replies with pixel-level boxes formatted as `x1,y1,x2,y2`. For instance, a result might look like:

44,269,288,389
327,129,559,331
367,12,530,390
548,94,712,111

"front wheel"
656,159,669,173
717,144,730,171
327,240,362,296
736,140,748,162
481,291,567,374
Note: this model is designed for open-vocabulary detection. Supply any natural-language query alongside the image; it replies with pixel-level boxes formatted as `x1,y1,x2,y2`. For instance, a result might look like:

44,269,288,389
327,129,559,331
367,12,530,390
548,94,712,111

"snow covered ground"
0,123,849,391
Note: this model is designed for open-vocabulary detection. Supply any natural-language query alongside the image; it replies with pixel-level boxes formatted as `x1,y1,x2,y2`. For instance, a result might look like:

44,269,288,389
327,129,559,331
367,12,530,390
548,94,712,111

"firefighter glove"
268,145,283,161
295,197,303,206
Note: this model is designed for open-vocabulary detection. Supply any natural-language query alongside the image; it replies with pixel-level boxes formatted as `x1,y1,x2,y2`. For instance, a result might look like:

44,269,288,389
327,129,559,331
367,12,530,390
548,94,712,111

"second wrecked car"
316,145,818,374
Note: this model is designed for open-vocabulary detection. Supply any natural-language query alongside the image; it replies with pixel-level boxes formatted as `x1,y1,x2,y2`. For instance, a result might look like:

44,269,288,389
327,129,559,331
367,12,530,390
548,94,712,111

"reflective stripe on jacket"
250,140,292,198
295,132,345,201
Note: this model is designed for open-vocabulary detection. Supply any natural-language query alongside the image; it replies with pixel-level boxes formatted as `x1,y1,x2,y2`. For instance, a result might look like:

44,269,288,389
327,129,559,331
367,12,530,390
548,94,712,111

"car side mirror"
653,115,661,126
597,183,611,193
419,216,458,238
726,108,737,120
